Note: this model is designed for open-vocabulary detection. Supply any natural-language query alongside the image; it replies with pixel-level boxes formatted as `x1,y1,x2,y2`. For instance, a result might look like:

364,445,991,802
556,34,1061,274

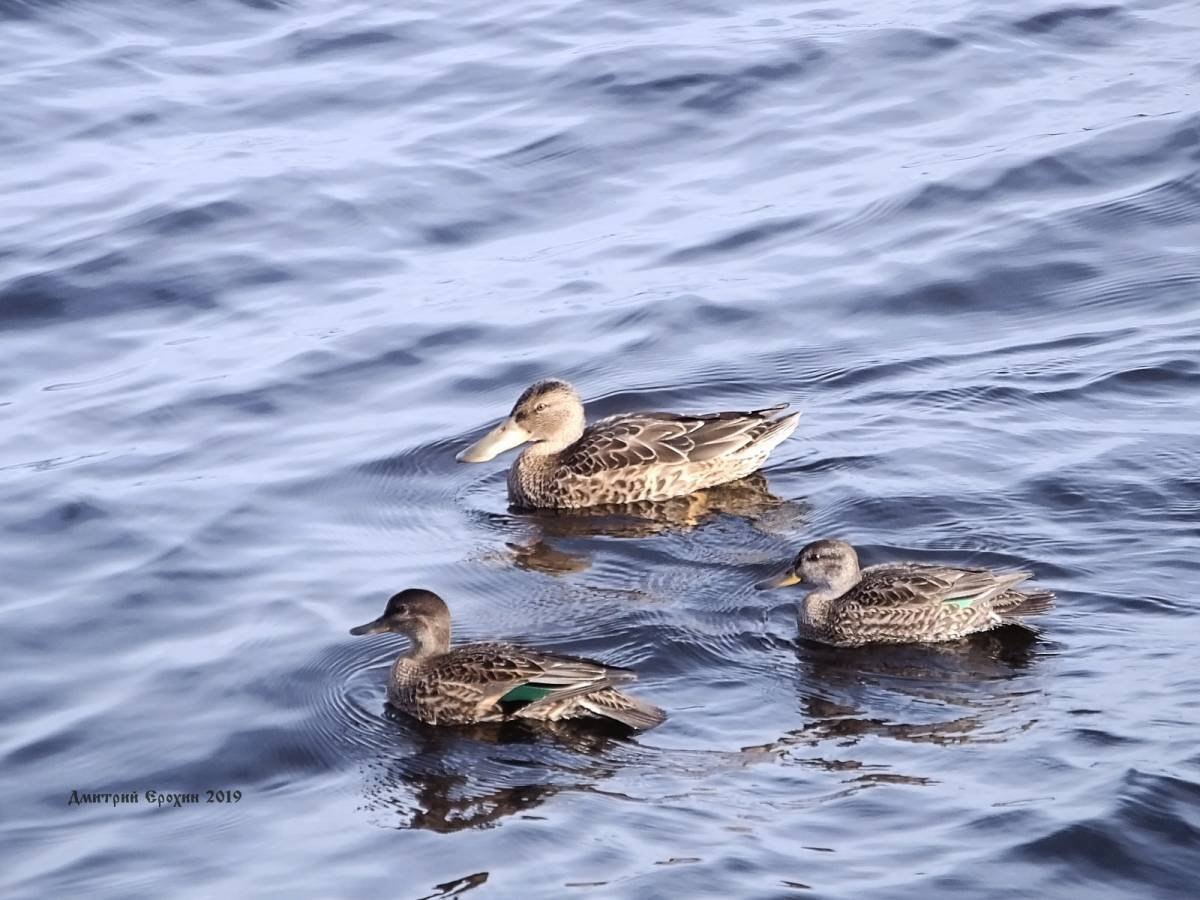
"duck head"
456,379,585,462
756,538,861,592
349,588,451,655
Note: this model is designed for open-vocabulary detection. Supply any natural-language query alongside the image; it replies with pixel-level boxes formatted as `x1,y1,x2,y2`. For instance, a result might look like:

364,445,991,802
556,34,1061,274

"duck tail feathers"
750,410,801,453
581,690,668,731
998,589,1055,622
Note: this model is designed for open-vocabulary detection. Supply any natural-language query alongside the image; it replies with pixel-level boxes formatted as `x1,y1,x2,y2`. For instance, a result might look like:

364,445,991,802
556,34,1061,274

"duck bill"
349,617,389,636
755,568,802,590
456,417,531,463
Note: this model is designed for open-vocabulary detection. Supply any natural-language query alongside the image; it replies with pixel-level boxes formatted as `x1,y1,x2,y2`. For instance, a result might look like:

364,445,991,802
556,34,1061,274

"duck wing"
852,564,1033,611
425,643,634,715
565,404,793,475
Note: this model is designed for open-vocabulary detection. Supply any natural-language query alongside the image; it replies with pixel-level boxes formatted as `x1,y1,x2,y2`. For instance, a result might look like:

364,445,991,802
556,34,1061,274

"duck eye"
534,403,547,412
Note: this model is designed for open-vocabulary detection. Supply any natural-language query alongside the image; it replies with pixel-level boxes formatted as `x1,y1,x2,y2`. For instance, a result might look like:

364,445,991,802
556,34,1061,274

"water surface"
2,0,1199,897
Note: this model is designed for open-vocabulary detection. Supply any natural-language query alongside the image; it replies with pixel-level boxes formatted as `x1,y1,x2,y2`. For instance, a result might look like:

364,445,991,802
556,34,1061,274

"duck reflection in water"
503,472,806,575
746,624,1043,772
362,715,630,833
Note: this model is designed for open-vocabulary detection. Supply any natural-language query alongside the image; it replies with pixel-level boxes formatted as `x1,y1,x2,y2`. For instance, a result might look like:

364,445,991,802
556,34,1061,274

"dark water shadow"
413,871,491,900
502,472,806,574
748,627,1045,766
359,710,635,833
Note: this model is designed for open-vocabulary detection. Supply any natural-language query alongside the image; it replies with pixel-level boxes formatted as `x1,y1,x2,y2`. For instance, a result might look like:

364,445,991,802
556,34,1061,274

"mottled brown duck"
349,589,667,730
456,379,800,509
756,539,1055,647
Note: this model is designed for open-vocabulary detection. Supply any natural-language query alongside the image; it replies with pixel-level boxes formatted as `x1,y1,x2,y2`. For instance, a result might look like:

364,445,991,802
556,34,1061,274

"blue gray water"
2,0,1199,896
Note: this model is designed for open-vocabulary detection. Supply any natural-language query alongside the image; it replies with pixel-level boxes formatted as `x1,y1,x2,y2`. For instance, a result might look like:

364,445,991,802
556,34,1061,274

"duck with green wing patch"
350,589,666,730
756,539,1055,647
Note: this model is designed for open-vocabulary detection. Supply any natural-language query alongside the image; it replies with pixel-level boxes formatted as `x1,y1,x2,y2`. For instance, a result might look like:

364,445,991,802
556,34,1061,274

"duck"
349,589,667,730
456,378,800,509
756,539,1055,647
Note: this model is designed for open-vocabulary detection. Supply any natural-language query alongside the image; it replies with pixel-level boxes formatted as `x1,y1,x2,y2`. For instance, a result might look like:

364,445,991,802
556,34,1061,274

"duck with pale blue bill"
756,539,1055,647
350,589,667,730
456,378,801,509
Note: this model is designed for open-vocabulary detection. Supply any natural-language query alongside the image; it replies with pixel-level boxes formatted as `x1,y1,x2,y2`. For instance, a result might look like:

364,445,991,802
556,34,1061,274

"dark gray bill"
349,617,388,636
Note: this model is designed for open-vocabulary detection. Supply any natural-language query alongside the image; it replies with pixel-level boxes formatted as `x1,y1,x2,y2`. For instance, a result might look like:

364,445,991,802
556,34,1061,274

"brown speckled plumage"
757,539,1055,647
458,379,800,509
350,589,666,730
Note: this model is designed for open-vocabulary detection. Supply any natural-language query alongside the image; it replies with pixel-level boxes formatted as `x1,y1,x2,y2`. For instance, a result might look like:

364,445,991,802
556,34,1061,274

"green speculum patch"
501,684,554,703
943,597,975,609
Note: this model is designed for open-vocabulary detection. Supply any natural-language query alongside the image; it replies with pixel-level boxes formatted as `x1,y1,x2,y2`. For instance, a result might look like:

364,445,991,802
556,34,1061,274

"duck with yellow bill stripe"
756,539,1055,647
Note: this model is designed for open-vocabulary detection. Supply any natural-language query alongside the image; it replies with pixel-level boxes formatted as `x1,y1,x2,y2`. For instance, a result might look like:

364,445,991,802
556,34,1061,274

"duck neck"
799,589,837,627
522,440,567,460
798,573,856,626
403,619,451,660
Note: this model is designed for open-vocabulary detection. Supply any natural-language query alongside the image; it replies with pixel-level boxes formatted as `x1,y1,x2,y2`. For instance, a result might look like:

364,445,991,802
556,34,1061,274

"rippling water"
3,0,1199,896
